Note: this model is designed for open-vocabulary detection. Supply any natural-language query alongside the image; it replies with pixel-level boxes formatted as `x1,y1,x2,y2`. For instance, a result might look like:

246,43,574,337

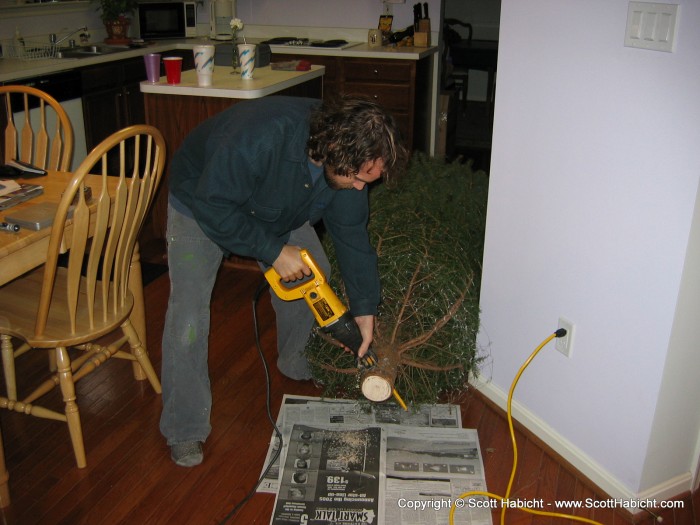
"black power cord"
218,278,284,524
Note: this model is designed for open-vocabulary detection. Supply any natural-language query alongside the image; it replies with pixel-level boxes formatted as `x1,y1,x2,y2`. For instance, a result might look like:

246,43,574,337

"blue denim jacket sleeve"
324,187,380,317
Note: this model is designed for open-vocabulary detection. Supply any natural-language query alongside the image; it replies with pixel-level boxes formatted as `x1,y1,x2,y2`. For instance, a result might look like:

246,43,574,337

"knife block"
414,18,431,47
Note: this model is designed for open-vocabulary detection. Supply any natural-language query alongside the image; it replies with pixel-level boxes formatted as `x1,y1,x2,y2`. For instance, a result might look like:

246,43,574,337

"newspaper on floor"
258,395,462,494
383,425,491,525
263,396,491,524
268,421,490,525
270,423,384,525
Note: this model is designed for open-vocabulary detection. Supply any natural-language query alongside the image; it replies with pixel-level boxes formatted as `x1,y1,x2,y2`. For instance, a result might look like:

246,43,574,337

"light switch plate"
625,2,679,52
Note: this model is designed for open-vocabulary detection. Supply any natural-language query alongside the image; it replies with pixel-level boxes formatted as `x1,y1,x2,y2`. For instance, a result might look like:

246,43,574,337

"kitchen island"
139,64,324,99
138,64,324,263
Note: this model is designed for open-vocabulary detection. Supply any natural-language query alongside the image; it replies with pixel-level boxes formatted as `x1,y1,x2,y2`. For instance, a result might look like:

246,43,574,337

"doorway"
442,0,500,172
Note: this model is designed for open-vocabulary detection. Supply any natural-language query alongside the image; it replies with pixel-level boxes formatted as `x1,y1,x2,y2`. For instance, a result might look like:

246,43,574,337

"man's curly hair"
307,94,409,185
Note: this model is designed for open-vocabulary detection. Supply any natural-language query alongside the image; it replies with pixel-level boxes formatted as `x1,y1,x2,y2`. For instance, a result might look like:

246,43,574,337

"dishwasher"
5,70,88,171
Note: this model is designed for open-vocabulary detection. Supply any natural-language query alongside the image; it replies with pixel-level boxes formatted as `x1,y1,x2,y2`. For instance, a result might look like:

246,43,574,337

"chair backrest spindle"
0,85,74,172
33,125,166,337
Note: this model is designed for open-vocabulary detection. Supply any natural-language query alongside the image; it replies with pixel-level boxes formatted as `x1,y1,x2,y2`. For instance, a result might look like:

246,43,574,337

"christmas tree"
307,153,489,406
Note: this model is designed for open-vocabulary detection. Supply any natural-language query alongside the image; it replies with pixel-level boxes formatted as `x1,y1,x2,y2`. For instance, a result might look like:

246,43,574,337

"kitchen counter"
140,65,325,99
0,40,198,83
0,38,436,83
265,42,437,61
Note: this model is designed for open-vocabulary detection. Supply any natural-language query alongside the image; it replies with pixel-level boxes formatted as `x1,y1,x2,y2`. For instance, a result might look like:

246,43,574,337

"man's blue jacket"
168,96,380,317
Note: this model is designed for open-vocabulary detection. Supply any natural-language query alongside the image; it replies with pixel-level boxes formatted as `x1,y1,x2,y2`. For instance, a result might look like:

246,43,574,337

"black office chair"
443,19,473,111
443,19,497,123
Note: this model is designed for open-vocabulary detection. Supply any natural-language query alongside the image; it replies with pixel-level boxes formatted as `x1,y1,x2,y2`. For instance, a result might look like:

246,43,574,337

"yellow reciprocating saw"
264,249,407,410
264,249,376,368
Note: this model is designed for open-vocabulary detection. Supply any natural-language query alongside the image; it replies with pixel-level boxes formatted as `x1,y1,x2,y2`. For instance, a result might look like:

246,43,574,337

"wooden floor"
0,265,698,524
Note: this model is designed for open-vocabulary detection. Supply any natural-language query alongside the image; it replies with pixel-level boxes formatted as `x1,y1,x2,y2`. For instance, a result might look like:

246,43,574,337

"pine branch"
390,254,425,345
399,357,464,372
397,275,473,355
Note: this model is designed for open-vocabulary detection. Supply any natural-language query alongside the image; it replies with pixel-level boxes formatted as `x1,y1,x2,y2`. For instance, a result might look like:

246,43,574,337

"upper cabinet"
0,0,91,17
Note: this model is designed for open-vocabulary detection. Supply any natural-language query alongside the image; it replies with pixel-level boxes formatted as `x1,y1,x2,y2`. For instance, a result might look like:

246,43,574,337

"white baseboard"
637,473,693,502
471,374,692,503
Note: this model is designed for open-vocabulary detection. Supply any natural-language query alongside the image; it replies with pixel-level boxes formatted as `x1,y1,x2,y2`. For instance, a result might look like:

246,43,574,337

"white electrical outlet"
556,317,575,358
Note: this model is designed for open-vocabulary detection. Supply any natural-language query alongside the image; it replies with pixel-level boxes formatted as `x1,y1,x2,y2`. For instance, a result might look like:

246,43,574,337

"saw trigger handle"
263,249,324,301
264,249,348,327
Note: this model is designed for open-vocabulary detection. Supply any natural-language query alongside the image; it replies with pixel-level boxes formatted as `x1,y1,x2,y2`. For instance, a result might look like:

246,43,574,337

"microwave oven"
136,1,198,39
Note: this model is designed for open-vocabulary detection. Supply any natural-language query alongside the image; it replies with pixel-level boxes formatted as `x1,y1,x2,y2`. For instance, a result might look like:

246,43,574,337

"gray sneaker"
171,441,203,467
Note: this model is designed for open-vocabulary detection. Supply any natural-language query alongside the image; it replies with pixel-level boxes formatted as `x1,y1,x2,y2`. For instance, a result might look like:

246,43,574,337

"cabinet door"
81,62,125,151
122,58,147,126
82,58,147,173
123,81,146,127
82,88,124,152
82,88,130,175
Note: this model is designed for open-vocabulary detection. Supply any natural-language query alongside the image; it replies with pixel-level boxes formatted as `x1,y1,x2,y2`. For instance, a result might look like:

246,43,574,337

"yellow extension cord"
449,331,605,525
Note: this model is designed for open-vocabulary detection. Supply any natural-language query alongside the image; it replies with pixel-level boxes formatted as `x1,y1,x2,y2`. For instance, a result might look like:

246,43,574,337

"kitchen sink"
56,45,128,59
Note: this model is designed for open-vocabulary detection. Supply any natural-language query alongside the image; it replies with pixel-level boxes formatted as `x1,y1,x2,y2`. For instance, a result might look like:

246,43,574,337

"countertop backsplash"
1,0,442,50
236,0,441,33
0,3,105,51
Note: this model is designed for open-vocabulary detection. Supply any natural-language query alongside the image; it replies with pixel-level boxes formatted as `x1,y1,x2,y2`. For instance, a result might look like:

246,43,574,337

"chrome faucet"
49,26,89,47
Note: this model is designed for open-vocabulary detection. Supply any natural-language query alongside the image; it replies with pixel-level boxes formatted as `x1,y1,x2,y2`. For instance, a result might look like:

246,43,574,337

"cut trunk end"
361,374,393,402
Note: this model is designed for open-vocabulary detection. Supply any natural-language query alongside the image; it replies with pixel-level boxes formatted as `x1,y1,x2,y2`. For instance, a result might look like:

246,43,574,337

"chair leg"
48,351,57,372
0,336,17,401
121,320,162,394
0,425,9,508
55,347,86,469
129,243,148,381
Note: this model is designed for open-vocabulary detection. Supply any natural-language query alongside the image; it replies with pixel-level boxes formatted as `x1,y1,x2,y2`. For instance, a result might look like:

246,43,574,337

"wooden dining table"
0,170,154,508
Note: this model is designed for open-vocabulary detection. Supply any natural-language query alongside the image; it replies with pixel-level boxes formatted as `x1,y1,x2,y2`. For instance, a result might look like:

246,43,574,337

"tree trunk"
360,342,400,402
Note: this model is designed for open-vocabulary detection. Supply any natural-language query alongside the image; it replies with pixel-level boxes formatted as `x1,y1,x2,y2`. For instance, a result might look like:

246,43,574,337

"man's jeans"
159,200,330,446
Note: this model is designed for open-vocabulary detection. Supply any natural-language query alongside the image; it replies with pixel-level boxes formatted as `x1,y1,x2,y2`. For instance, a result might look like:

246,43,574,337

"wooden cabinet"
81,58,146,152
81,59,146,175
270,53,431,152
344,58,414,145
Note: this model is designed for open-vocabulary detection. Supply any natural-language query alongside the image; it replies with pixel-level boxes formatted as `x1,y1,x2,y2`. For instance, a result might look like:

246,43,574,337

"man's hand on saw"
354,315,375,358
273,245,311,282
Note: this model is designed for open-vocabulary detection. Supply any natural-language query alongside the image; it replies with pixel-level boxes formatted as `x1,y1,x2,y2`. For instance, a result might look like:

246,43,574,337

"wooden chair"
1,85,76,388
0,85,74,171
0,124,165,468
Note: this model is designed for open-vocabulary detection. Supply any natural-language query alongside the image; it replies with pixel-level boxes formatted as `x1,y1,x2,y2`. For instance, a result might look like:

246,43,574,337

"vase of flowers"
94,0,138,44
230,18,244,71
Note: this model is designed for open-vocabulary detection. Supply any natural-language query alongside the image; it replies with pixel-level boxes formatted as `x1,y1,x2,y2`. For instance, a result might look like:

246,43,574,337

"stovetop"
262,37,361,50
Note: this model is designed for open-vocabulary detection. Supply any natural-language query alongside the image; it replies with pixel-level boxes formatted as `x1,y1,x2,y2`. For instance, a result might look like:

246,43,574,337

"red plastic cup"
163,56,183,84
